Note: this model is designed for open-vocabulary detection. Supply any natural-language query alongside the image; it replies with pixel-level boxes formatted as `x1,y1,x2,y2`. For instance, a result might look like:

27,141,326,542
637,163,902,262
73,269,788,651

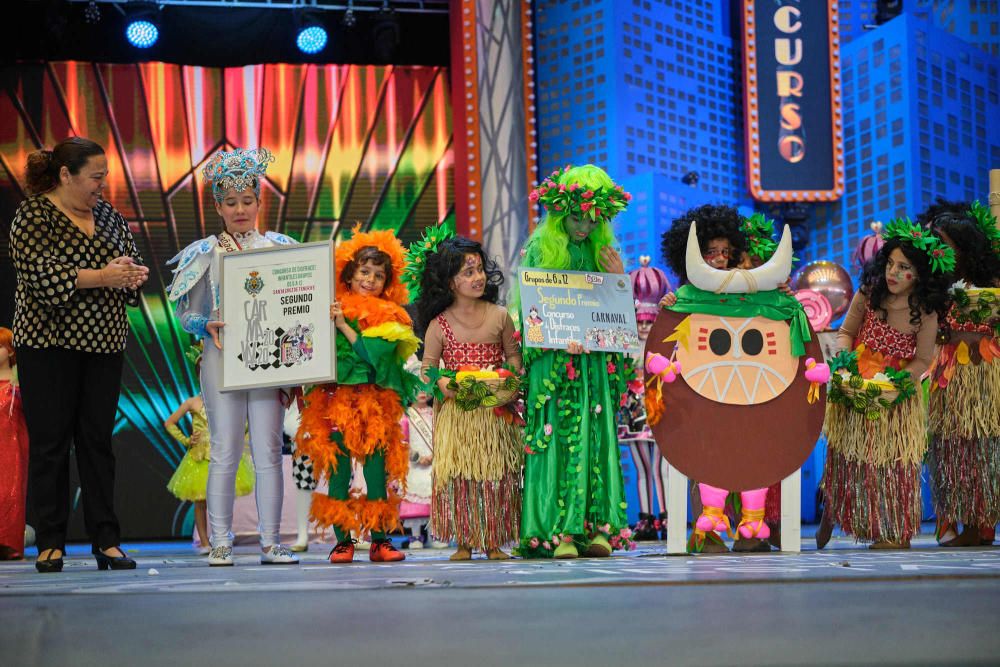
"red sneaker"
328,539,356,564
369,539,405,562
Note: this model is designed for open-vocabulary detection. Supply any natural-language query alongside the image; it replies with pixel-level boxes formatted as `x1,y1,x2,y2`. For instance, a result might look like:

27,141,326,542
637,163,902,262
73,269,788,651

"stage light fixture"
296,11,328,54
342,9,357,28
681,171,700,186
125,18,159,48
84,0,101,24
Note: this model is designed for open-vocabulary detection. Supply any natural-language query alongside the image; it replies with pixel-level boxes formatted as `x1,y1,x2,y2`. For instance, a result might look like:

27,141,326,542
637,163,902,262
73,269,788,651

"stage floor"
2,529,999,666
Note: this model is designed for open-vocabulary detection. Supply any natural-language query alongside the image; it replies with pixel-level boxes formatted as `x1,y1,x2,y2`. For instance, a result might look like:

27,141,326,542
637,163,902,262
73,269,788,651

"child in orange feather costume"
296,226,421,563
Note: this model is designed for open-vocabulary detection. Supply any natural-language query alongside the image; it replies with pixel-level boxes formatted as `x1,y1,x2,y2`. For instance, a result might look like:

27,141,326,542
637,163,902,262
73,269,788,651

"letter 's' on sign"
741,0,844,202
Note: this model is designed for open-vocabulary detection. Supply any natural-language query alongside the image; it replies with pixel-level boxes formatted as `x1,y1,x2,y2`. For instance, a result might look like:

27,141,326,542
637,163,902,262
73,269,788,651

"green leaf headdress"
740,212,778,262
968,200,1000,258
881,217,956,274
402,219,457,302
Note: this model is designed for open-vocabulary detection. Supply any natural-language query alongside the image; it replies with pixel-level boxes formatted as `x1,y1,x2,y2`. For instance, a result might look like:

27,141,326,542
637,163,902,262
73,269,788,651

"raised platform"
2,531,998,666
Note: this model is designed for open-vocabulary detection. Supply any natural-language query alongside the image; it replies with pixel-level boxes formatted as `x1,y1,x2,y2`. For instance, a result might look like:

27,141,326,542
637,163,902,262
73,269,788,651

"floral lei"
826,348,917,419
881,217,956,274
528,165,632,223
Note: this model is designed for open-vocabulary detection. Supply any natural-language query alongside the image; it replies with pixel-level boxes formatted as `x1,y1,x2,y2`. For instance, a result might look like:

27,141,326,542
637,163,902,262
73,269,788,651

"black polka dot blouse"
9,195,142,353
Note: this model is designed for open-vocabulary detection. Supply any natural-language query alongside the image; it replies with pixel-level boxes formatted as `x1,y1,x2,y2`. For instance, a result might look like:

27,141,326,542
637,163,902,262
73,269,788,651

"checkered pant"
290,440,317,491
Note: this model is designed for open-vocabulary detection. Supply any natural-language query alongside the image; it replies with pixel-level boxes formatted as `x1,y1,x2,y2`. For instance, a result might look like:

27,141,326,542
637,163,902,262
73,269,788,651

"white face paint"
674,314,798,405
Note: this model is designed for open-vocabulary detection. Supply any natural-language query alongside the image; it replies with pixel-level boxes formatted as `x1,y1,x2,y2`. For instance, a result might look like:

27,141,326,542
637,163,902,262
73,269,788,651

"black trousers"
16,346,125,553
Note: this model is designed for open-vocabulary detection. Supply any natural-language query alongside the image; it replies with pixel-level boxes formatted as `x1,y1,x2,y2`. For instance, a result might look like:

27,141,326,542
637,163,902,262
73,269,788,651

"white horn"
685,222,794,294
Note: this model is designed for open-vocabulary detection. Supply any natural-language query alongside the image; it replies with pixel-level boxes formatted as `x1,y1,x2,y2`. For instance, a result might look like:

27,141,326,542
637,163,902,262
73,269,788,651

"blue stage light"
125,20,159,48
296,25,328,54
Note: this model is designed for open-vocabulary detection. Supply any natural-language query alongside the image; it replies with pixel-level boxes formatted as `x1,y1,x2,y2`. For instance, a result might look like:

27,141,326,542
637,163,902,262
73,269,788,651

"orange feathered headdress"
335,223,410,306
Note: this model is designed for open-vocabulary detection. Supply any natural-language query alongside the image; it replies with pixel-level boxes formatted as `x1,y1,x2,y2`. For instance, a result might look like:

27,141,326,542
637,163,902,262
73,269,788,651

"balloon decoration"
791,260,853,317
794,289,833,331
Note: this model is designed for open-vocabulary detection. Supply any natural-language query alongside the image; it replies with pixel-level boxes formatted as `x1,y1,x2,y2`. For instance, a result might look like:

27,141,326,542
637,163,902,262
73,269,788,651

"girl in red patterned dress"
409,233,524,561
819,225,951,549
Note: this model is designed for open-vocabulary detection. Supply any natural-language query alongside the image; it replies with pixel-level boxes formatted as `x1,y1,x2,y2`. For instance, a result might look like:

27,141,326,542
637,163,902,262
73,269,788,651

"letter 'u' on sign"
775,38,802,65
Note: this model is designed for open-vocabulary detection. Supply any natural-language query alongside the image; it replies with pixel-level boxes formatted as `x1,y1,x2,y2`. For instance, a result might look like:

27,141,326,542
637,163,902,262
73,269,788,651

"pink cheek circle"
905,273,912,280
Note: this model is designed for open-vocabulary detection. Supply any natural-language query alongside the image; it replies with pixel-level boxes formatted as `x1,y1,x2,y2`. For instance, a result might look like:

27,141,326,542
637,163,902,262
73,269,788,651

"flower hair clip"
528,165,632,224
881,217,956,274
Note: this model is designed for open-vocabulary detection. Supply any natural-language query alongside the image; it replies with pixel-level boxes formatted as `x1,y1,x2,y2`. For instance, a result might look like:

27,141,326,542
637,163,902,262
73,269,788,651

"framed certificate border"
219,240,335,392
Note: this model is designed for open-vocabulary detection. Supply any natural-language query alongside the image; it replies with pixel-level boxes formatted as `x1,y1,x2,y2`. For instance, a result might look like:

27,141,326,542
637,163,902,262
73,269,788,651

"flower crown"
740,212,778,261
882,217,956,274
401,219,457,302
528,165,631,224
202,147,275,203
969,200,1000,258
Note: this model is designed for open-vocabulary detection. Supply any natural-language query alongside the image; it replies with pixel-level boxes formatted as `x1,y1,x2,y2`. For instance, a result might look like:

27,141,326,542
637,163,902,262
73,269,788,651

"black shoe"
93,546,136,571
35,550,64,573
633,513,659,541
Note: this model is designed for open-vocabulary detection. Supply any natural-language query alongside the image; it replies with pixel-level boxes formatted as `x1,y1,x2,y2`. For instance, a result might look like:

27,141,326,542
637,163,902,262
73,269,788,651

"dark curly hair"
660,204,745,285
917,197,1000,288
414,236,504,338
860,237,951,328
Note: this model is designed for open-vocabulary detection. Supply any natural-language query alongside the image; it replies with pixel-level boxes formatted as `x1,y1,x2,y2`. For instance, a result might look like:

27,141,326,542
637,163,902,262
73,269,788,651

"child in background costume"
620,257,671,540
0,328,29,560
923,199,1000,547
408,228,524,560
400,385,435,548
164,345,255,554
818,220,952,549
515,164,636,559
296,226,420,564
167,147,298,566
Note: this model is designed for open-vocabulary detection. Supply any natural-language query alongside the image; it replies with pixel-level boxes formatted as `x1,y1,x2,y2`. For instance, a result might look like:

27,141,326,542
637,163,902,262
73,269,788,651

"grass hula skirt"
166,448,254,502
431,400,523,550
822,394,926,543
927,339,1000,527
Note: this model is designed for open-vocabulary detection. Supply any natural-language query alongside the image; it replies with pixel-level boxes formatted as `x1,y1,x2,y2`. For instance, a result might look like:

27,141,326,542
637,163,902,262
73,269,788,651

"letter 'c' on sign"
774,6,801,33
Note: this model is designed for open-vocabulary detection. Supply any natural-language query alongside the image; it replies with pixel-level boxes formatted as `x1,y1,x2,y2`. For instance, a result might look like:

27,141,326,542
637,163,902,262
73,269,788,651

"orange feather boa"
339,291,412,331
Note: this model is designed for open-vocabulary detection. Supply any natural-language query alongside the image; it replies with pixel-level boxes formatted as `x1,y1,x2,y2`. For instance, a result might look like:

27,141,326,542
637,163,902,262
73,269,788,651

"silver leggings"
200,344,284,548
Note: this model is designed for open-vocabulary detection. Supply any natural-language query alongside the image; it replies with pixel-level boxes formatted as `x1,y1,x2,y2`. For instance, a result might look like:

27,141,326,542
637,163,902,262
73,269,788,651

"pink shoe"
694,483,733,538
737,488,771,539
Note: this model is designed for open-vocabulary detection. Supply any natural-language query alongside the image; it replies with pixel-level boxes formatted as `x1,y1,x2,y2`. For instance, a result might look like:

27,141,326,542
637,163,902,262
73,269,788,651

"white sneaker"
430,540,450,549
208,545,234,566
408,538,424,549
261,544,299,565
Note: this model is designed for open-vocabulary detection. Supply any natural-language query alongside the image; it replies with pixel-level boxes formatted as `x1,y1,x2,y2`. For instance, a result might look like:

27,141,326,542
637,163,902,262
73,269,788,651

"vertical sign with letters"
742,1,844,202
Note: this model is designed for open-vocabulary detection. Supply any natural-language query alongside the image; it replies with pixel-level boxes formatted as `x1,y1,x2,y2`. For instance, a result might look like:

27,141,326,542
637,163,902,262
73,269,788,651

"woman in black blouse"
10,137,149,572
